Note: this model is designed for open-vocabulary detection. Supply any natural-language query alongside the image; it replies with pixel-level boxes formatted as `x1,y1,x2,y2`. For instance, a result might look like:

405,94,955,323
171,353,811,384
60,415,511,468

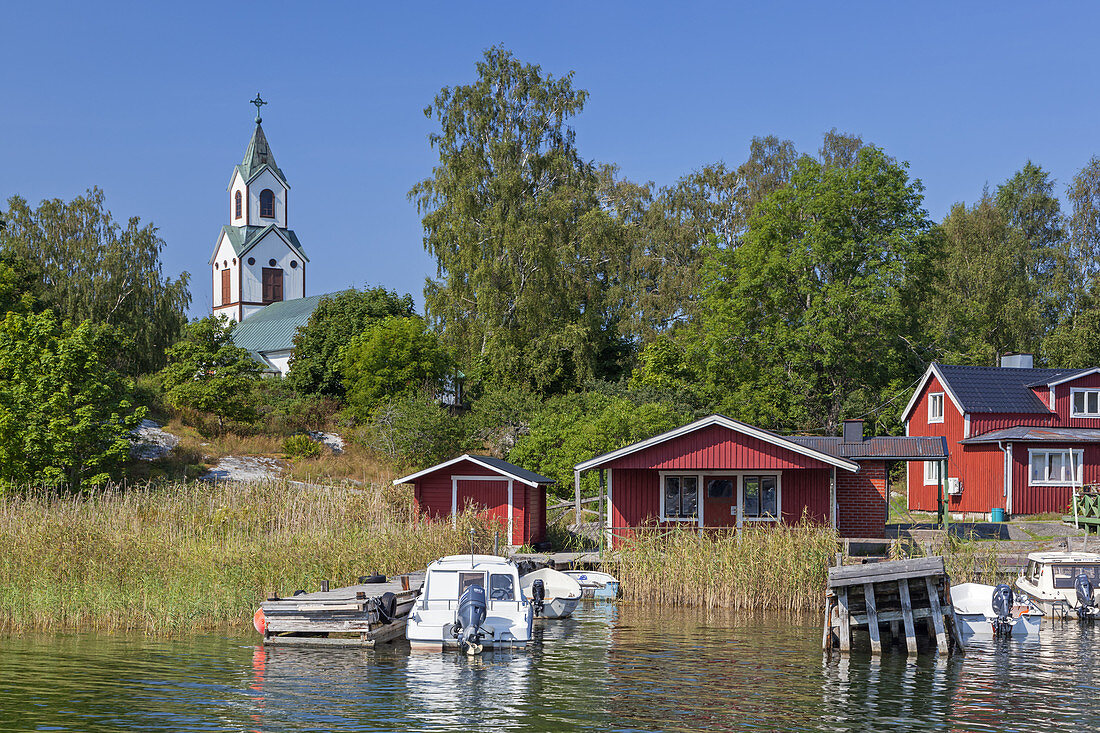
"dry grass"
612,521,839,613
0,480,500,634
888,533,1007,584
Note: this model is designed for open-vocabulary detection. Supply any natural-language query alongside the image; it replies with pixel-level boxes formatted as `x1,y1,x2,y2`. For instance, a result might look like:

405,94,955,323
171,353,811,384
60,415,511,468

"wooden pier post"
837,588,851,653
863,582,882,655
897,578,918,655
924,576,948,652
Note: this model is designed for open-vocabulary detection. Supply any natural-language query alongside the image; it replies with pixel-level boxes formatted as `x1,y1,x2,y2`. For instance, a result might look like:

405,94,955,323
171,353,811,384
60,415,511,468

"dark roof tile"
935,364,1085,414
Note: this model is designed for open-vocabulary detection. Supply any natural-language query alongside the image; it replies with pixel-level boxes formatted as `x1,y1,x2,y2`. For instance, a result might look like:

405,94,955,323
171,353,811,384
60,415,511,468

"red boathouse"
393,454,552,547
573,415,946,543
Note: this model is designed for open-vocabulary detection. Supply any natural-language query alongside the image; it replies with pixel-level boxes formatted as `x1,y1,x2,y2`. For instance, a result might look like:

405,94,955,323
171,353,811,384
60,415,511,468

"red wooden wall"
606,424,834,472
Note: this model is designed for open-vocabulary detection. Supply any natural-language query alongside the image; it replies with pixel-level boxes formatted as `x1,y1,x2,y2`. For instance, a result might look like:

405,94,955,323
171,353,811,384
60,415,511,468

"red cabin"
904,355,1100,518
393,454,552,547
573,415,946,543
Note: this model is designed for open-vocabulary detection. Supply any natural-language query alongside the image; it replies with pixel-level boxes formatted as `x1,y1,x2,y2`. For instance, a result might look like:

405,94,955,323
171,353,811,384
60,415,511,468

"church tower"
210,95,308,322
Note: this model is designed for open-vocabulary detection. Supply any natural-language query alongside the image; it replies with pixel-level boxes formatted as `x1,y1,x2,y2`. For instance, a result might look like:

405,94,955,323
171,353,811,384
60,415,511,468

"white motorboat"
520,568,582,619
406,555,533,653
951,582,1042,639
561,570,620,600
1015,551,1100,619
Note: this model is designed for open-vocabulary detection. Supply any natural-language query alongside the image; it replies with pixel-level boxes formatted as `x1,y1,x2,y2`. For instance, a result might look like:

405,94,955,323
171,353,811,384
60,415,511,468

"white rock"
129,419,180,461
307,431,344,454
201,456,283,482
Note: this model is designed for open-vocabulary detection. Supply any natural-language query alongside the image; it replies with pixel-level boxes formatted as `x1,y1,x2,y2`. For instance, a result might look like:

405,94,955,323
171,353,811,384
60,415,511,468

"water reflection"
3,608,1100,731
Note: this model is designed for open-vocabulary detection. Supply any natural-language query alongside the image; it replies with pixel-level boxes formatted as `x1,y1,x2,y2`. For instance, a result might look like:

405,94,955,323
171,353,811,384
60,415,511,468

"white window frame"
928,392,945,424
658,473,701,523
1029,449,1083,486
923,460,941,486
739,473,782,523
1071,388,1100,418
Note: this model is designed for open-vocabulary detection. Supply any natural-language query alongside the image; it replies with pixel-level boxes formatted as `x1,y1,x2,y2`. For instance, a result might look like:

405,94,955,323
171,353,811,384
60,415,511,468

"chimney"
842,419,864,444
1000,353,1034,369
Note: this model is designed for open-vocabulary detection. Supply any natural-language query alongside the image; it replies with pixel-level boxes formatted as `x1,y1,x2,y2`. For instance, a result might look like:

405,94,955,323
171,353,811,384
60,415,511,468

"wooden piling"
897,578,918,655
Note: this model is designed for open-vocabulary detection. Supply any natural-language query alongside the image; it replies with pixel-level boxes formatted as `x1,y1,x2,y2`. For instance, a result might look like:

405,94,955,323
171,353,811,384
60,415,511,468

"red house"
573,415,946,541
903,355,1100,518
393,454,552,547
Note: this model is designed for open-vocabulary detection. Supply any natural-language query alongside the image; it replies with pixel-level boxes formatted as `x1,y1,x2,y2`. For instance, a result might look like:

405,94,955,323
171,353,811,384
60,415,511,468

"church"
209,96,328,375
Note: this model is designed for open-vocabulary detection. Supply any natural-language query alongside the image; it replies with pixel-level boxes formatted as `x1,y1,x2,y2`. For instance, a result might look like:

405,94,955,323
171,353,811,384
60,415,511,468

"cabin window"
923,461,941,486
1072,389,1100,417
459,572,485,593
1029,449,1083,486
489,574,514,601
743,475,779,520
928,392,944,423
1051,565,1100,589
662,475,698,521
260,188,275,218
234,190,242,219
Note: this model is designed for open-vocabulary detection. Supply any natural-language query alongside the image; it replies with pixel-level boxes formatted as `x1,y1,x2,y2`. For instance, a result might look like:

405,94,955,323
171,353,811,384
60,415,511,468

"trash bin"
991,507,1006,523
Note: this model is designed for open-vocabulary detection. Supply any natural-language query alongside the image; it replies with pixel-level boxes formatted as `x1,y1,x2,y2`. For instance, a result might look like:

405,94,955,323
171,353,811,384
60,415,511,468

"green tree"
410,46,631,394
694,146,932,434
342,316,452,419
1,188,191,374
0,310,144,489
286,287,415,398
159,316,262,434
368,392,466,467
929,193,1038,364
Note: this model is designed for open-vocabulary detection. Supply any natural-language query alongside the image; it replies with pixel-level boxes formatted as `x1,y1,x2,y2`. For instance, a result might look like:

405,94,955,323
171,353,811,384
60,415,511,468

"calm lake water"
2,603,1099,732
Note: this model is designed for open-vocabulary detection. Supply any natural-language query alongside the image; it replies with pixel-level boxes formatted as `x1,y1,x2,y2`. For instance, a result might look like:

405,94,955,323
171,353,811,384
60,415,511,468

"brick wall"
837,462,887,538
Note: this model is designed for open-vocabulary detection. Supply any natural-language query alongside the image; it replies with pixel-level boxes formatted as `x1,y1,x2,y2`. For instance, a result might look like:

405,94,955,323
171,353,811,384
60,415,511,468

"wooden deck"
260,571,424,646
824,557,965,657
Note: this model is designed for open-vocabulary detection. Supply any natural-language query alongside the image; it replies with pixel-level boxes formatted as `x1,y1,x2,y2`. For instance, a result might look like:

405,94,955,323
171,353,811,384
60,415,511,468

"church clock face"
211,96,306,324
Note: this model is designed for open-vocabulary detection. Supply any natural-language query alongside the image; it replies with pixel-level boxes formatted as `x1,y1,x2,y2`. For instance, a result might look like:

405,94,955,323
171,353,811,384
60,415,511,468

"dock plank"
827,557,946,588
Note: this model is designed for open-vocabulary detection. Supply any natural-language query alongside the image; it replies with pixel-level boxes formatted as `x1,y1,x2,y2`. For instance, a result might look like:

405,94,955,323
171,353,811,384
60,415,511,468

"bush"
364,392,465,467
253,379,342,435
282,434,322,459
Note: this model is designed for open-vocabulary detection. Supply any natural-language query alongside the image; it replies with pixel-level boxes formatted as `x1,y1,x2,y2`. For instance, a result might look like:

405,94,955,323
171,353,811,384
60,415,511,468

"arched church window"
234,191,242,219
214,262,219,270
260,189,275,218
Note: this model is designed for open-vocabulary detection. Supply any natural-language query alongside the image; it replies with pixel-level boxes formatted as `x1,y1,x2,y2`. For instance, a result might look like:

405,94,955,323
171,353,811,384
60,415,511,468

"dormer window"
234,191,242,219
1072,389,1100,417
928,392,944,423
260,189,275,219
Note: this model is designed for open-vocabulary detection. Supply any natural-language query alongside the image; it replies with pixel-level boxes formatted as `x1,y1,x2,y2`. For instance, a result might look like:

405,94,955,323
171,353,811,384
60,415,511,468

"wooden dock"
259,571,424,647
823,557,965,657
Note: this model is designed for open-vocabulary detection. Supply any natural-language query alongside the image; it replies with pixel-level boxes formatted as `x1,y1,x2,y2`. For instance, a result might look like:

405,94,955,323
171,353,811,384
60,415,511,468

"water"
3,604,1100,731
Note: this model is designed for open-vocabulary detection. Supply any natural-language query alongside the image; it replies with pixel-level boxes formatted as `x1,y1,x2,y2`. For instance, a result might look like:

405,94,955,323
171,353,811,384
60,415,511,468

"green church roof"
212,224,307,263
238,122,287,185
232,293,335,355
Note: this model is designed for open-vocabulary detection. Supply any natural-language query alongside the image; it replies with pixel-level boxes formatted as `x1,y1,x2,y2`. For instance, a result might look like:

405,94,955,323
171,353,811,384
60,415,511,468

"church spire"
239,93,286,183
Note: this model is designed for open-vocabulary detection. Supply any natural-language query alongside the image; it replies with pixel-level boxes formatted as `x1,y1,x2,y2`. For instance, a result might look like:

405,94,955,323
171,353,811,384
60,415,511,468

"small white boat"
406,555,533,652
1015,551,1100,619
561,570,620,600
951,582,1043,639
520,568,582,619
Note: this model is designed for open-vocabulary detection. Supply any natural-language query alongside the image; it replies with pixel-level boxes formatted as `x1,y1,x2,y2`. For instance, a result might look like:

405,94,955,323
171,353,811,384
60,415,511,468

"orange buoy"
253,607,266,635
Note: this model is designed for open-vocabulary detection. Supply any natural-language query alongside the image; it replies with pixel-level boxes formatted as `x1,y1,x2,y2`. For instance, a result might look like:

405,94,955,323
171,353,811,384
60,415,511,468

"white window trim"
928,392,945,424
739,473,783,524
1070,388,1100,418
923,460,941,486
658,472,702,523
1028,449,1084,487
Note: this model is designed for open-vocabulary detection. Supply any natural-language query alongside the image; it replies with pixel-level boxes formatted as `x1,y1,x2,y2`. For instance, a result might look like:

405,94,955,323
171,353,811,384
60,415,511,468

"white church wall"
239,231,305,306
262,349,294,377
247,168,287,228
211,234,241,321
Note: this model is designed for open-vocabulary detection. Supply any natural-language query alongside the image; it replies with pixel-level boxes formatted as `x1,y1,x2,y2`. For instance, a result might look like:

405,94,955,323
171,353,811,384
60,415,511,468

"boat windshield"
425,570,486,601
489,574,515,601
1051,564,1100,588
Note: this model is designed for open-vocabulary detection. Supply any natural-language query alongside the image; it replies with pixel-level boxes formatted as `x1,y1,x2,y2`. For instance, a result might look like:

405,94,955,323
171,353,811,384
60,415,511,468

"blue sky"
3,2,1099,317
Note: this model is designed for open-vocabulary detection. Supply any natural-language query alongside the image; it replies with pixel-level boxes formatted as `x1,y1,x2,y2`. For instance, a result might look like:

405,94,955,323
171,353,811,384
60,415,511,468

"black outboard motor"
530,578,545,617
1075,573,1096,620
991,584,1015,637
454,584,487,654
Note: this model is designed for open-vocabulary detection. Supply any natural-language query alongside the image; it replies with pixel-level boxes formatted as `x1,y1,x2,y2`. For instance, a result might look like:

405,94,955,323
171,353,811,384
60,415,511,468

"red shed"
393,454,552,547
573,415,946,543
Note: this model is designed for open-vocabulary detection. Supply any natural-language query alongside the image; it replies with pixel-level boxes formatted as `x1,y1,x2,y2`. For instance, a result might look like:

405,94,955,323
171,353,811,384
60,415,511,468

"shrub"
282,434,322,459
365,392,465,467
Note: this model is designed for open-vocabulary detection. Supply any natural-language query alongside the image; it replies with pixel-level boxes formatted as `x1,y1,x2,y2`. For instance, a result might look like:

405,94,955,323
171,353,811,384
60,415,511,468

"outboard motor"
1074,573,1096,620
991,584,1015,637
530,578,545,618
454,584,488,654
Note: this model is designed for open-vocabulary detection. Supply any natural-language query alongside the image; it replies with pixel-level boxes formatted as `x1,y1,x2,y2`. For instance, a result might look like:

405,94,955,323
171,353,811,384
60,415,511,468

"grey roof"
238,122,286,184
934,364,1087,414
212,225,306,263
467,455,556,484
788,436,949,460
232,293,330,354
961,426,1100,444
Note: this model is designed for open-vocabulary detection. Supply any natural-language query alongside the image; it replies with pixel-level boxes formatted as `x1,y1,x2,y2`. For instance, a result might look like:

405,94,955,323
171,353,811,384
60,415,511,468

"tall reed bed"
0,480,497,633
889,533,1006,584
612,522,839,613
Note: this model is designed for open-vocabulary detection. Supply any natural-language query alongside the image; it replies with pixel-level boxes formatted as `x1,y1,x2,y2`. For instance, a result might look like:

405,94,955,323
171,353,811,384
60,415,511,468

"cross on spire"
250,93,267,123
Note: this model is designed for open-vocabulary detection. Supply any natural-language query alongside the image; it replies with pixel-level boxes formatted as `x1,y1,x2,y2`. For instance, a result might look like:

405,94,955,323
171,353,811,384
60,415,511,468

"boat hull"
540,597,580,619
955,611,1042,639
